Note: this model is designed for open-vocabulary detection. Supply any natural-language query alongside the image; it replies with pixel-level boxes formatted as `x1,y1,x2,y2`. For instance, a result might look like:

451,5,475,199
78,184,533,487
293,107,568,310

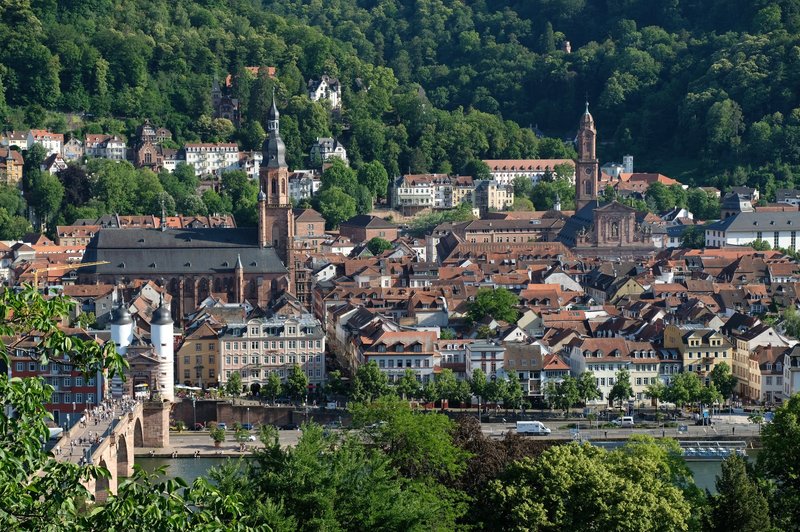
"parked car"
612,416,635,428
280,423,299,430
241,423,254,430
247,435,257,441
193,423,205,431
217,422,227,430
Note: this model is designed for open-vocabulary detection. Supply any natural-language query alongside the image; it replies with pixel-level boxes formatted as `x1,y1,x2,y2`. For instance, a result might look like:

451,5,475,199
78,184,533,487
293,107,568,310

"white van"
613,416,635,428
516,421,551,435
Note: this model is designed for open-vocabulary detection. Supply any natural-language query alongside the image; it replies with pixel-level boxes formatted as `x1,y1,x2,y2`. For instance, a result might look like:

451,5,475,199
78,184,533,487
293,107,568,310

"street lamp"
247,407,250,428
192,396,196,430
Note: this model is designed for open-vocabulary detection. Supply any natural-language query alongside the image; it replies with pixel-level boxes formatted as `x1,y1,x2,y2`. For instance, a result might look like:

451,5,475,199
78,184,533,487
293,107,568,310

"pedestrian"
732,426,735,435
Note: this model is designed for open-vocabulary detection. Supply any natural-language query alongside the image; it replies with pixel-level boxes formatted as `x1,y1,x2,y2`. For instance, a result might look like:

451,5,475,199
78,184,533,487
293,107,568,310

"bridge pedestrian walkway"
53,399,140,466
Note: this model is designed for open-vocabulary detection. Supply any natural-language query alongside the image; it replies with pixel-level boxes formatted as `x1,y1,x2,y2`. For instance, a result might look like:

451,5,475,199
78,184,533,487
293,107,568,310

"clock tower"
258,90,296,294
575,102,599,210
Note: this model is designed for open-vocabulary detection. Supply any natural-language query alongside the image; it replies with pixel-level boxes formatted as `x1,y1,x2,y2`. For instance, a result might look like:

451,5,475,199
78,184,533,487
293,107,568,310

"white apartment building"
239,151,262,180
568,338,661,404
28,129,64,157
705,211,800,249
783,345,800,401
1,131,29,151
310,137,348,165
466,341,507,380
308,75,342,109
392,174,474,210
218,313,326,392
184,143,240,177
362,330,439,383
483,159,575,186
289,170,322,201
85,134,127,160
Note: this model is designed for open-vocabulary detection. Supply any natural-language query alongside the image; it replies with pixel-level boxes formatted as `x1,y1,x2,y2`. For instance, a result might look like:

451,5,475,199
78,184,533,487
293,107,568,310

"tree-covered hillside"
263,0,800,195
5,1,800,197
0,0,575,181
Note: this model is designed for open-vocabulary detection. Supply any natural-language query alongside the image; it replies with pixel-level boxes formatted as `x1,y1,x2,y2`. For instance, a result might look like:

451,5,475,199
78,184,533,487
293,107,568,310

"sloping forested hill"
0,0,575,179
4,0,800,194
263,0,800,193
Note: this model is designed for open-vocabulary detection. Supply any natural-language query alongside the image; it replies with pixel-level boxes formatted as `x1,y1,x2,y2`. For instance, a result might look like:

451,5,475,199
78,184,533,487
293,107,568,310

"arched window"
584,180,592,195
144,152,152,164
281,178,286,194
271,178,277,194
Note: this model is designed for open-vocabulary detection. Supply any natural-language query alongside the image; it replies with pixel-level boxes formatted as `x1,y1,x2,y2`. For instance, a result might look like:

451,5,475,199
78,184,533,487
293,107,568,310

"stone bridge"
55,400,170,502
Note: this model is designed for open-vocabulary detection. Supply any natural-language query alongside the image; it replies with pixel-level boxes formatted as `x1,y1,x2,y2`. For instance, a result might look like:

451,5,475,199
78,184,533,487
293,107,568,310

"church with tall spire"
258,89,296,292
80,91,303,318
558,103,656,256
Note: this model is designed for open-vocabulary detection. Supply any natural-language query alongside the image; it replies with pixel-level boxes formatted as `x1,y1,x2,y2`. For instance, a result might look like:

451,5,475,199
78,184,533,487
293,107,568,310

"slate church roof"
82,228,287,276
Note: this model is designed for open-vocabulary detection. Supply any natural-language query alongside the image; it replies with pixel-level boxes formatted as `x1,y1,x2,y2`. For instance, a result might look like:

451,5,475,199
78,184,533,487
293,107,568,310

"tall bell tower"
258,90,295,293
575,101,600,211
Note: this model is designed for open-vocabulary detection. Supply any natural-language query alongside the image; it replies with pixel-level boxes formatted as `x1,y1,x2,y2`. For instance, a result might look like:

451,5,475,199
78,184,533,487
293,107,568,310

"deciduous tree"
351,360,393,403
467,287,519,324
608,368,633,408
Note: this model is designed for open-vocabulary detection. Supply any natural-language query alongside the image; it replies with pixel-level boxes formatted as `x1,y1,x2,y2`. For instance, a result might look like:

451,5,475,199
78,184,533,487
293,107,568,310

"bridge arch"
96,458,111,503
133,417,144,448
117,432,132,479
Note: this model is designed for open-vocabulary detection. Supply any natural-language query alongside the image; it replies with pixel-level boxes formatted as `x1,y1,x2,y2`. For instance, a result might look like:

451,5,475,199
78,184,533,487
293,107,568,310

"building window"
184,369,190,379
15,362,23,372
87,393,95,404
775,231,780,249
75,377,83,387
75,393,83,403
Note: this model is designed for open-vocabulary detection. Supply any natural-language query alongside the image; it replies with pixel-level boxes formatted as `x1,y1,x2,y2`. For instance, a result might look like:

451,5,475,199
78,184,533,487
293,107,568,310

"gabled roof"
542,353,570,371
292,208,325,222
340,215,397,229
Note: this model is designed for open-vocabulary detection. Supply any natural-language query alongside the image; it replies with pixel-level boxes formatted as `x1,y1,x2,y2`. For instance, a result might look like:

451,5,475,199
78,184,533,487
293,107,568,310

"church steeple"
575,101,599,210
258,88,295,296
264,88,286,170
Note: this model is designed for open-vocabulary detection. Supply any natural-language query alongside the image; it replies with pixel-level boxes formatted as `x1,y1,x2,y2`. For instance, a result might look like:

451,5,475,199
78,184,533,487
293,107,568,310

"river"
136,454,739,494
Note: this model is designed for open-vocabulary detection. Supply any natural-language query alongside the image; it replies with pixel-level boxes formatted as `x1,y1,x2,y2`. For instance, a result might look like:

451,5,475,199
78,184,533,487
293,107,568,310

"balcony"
440,362,465,370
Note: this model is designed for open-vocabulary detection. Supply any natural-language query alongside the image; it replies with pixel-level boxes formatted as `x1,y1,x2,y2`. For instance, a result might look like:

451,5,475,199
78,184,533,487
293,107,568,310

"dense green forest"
4,0,800,227
262,0,800,196
0,0,575,179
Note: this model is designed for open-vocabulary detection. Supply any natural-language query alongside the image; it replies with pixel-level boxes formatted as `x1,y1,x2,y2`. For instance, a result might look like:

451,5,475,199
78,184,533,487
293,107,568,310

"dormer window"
395,344,403,352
